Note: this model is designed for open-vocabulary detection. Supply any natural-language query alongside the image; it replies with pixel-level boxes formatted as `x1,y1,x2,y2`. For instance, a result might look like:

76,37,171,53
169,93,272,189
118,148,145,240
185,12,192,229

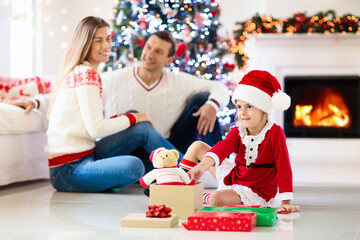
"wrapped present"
121,213,179,228
150,182,203,219
182,211,256,232
199,207,277,226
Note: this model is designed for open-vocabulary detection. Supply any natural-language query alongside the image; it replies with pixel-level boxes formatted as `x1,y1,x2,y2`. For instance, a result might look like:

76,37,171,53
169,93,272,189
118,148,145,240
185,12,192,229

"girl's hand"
187,156,214,182
134,112,154,125
280,200,300,213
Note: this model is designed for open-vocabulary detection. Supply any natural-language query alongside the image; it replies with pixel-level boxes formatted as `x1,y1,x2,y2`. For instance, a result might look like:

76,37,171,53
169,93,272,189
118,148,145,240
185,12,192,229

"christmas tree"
106,0,237,136
106,0,235,82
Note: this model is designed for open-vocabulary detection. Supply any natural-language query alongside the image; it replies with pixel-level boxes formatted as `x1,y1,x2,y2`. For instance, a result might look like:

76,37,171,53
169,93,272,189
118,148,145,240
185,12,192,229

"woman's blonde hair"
47,16,110,118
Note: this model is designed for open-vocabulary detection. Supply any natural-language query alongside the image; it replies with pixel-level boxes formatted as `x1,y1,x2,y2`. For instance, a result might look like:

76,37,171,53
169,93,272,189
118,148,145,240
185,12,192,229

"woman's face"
87,27,112,67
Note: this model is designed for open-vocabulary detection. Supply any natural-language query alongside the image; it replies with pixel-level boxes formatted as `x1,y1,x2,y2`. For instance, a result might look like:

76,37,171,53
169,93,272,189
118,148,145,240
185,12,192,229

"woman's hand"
6,99,35,114
187,156,215,182
279,200,300,213
134,112,154,125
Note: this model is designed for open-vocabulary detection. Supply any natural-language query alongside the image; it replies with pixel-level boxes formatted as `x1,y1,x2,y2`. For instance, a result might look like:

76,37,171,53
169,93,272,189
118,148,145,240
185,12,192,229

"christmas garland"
232,10,360,69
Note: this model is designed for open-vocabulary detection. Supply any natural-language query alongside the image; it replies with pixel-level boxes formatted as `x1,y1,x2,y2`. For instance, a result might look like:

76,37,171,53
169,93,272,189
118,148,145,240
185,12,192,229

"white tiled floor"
0,180,360,240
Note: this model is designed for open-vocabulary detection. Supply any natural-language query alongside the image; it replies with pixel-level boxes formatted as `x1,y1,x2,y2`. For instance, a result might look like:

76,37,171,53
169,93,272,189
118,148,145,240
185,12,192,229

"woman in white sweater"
46,16,179,192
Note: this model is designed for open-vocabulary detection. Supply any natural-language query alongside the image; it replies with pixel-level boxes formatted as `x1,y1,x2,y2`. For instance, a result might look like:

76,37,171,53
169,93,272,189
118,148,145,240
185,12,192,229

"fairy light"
61,25,68,32
231,10,360,70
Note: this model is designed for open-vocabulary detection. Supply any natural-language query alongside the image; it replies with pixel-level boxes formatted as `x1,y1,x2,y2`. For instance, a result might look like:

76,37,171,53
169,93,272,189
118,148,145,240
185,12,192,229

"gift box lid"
199,207,277,226
188,211,256,219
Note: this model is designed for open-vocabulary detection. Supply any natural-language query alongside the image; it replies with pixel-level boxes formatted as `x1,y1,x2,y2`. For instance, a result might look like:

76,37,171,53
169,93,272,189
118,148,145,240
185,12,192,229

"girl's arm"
273,126,299,212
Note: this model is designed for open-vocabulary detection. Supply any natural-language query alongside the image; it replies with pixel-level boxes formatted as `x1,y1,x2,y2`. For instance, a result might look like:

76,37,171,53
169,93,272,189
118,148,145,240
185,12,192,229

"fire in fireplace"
284,75,360,138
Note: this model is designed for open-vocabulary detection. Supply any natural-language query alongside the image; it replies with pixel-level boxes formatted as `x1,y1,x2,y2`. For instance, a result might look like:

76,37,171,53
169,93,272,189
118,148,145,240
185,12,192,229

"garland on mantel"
231,10,360,69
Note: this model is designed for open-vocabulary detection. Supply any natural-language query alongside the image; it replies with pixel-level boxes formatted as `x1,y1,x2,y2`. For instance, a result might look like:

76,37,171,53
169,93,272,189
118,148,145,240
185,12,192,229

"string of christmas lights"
232,10,360,69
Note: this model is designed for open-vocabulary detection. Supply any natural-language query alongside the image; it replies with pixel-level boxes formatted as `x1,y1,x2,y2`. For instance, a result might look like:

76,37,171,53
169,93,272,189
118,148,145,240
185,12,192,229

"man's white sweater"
101,67,229,138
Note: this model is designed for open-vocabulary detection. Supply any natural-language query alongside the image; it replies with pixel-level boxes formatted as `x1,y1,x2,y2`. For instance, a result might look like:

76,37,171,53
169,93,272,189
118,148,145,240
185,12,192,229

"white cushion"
0,102,48,134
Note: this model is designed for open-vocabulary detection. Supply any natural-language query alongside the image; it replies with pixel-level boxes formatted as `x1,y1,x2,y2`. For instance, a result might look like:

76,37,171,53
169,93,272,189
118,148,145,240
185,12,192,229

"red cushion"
0,76,55,101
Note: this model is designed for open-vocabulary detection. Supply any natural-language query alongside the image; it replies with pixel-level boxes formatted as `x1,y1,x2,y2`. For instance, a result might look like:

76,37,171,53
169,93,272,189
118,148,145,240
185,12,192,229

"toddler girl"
179,70,299,212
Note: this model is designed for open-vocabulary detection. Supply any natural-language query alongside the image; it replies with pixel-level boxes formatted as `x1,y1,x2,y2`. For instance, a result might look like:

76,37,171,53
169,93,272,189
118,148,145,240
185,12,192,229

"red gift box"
182,211,256,232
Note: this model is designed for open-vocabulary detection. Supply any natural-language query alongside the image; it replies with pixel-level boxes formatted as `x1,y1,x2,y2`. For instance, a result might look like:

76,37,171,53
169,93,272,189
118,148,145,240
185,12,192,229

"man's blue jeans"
49,122,181,192
168,92,223,154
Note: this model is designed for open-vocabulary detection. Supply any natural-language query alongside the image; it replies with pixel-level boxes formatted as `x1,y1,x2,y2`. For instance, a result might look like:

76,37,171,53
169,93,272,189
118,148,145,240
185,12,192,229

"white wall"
0,0,359,76
40,0,114,75
0,4,10,76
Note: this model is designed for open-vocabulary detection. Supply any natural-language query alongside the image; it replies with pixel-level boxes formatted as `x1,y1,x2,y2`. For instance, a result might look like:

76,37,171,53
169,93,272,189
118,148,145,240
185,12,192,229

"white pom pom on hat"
231,70,291,114
272,91,291,111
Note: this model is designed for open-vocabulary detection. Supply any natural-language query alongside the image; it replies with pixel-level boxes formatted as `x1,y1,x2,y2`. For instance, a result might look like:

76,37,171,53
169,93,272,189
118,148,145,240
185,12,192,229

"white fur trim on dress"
215,158,280,208
204,152,220,167
278,192,293,201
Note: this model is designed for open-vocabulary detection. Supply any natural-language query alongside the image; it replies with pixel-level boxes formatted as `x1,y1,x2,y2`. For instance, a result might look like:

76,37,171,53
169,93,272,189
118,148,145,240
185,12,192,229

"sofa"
0,76,53,186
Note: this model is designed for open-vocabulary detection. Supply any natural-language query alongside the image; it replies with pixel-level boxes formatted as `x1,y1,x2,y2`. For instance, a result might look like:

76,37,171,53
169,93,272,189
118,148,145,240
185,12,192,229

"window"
9,0,35,77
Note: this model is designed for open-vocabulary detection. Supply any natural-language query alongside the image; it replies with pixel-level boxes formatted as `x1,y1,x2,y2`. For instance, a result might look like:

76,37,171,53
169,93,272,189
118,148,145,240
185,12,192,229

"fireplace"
284,75,360,138
245,34,360,186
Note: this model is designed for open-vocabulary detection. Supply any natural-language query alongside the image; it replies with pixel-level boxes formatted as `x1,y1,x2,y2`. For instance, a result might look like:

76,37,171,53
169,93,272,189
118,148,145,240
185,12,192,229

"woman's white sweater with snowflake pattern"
45,65,137,167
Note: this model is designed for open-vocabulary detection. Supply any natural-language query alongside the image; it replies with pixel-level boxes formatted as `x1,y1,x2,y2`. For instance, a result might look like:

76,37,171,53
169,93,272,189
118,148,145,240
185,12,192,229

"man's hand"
192,103,217,136
6,99,35,114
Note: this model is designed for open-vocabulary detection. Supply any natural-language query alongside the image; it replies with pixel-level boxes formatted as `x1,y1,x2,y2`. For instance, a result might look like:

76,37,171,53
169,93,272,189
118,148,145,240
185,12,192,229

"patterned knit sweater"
45,64,137,167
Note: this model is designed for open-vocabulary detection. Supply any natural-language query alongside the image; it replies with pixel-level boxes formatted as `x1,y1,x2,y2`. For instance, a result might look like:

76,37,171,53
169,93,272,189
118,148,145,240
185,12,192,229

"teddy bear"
139,147,194,189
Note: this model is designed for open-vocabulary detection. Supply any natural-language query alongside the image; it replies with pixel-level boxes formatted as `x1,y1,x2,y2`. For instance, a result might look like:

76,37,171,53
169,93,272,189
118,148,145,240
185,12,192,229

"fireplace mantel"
244,33,360,186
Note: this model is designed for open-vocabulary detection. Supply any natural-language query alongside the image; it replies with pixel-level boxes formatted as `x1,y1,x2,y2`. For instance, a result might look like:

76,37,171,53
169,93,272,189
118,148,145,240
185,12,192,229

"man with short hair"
101,31,229,162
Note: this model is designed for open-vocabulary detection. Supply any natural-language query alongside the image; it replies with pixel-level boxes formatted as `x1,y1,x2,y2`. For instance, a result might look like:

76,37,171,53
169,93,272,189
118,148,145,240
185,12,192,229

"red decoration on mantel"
146,204,172,218
182,211,256,232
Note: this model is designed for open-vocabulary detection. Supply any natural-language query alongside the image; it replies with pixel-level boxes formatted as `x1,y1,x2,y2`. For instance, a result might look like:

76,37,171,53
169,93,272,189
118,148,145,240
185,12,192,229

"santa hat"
231,70,291,114
149,147,165,168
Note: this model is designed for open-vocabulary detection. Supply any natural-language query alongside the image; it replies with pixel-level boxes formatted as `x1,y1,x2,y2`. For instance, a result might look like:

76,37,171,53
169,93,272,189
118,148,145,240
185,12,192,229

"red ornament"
341,18,349,24
295,13,307,23
176,42,187,58
135,38,146,48
211,10,217,17
138,17,148,30
224,62,236,70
